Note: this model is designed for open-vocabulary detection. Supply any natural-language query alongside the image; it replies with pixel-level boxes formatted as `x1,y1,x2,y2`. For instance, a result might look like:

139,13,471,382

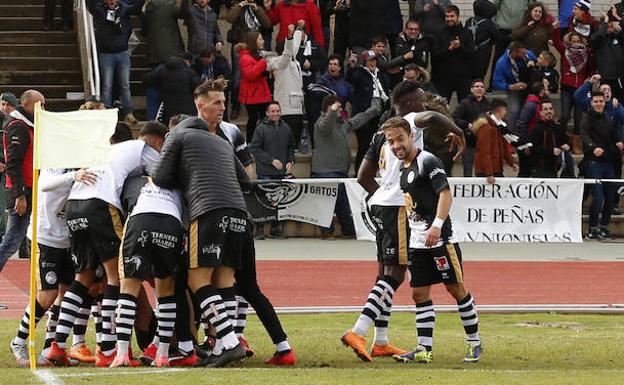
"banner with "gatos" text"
449,178,584,243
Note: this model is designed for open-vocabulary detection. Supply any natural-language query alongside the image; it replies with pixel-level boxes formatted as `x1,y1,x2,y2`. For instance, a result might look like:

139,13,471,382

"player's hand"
272,159,284,170
14,195,27,216
75,168,98,185
285,161,294,174
593,147,605,157
424,225,441,247
486,174,496,184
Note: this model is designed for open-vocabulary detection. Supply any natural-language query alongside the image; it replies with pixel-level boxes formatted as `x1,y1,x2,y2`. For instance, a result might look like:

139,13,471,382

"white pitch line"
34,370,64,385
269,304,624,314
55,368,189,378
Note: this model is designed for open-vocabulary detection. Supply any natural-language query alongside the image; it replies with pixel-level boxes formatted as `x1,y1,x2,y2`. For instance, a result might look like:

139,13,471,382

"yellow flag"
34,103,118,169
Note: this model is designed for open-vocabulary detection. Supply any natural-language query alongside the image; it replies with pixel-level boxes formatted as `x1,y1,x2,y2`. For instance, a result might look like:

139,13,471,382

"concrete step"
1,85,84,99
0,31,76,44
0,70,82,85
0,17,50,31
0,4,67,17
0,0,47,4
0,57,81,71
44,98,84,112
0,44,79,57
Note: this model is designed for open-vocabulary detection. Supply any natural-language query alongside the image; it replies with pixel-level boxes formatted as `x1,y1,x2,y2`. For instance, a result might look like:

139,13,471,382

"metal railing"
78,0,100,99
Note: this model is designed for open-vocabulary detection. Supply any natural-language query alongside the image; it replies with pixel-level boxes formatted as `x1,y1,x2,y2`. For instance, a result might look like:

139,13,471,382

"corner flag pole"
28,103,42,370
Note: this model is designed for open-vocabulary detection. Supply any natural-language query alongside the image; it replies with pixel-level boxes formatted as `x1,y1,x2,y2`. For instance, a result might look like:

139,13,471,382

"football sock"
14,300,46,345
56,281,89,348
92,294,103,348
101,285,120,356
195,285,238,354
458,293,480,346
43,304,60,349
156,296,176,358
353,276,398,337
234,295,249,337
72,295,93,347
373,275,399,345
115,293,137,355
416,300,435,352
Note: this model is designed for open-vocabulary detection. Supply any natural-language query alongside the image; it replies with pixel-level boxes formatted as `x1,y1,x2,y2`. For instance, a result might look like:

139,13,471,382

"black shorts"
66,199,124,273
36,244,74,290
120,213,183,280
188,208,249,270
408,243,464,287
369,205,409,266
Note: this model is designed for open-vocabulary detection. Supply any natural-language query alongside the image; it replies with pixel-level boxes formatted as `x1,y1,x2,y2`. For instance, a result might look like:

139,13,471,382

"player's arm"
413,111,466,160
357,158,379,195
425,187,452,247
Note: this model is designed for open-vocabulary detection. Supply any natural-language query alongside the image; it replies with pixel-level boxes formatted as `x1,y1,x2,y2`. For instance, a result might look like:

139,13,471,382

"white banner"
345,178,584,243
344,180,376,241
449,178,584,243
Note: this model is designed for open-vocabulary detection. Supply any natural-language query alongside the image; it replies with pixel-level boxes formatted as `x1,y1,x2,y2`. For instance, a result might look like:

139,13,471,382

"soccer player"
152,79,248,367
342,81,465,362
380,116,482,364
47,123,164,366
10,168,97,366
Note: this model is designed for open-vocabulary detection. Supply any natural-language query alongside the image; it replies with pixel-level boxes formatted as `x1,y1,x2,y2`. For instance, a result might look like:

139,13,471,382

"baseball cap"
0,92,18,107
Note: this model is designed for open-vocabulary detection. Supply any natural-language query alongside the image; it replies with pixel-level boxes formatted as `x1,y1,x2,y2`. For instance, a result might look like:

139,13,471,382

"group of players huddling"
10,79,480,369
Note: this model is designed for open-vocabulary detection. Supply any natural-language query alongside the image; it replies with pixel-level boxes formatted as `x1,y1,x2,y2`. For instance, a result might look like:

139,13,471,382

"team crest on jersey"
255,182,305,210
45,271,57,285
434,256,450,271
407,170,415,184
137,230,149,247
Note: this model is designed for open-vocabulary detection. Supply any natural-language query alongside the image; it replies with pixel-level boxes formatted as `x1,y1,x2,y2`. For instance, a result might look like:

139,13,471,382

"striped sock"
44,304,61,349
195,285,238,353
14,301,46,345
353,277,397,337
91,295,103,348
115,293,137,355
373,276,399,345
234,295,249,337
101,285,120,356
458,293,480,345
218,287,237,322
56,281,89,348
72,296,93,347
416,300,435,352
156,296,177,358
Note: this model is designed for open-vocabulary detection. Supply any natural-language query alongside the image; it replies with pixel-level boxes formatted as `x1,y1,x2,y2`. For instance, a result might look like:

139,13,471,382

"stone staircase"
0,0,83,111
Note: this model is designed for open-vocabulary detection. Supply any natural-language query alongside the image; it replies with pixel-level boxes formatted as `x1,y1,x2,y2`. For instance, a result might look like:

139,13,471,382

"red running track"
0,260,623,319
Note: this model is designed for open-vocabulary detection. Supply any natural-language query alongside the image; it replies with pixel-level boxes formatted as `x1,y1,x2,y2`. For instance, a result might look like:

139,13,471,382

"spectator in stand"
0,90,45,271
387,19,433,84
87,0,144,124
568,0,598,39
489,0,531,90
526,50,560,94
142,0,185,120
0,92,18,128
431,5,475,105
269,26,305,146
312,95,355,240
143,55,202,124
330,0,351,59
267,0,325,48
511,2,554,57
317,54,352,105
182,0,224,55
369,36,393,86
79,95,106,110
473,99,517,184
43,0,73,31
492,41,536,132
226,0,272,120
410,0,451,36
590,11,624,100
581,91,624,240
250,101,296,240
529,99,571,177
346,50,390,172
515,80,549,177
465,0,506,80
192,48,231,81
550,29,591,134
237,31,272,142
575,75,624,131
452,79,491,177
348,0,402,53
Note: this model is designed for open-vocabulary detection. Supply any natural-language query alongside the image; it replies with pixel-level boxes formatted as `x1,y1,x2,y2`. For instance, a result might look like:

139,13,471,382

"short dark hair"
539,50,556,67
321,94,338,112
491,99,507,111
471,78,485,87
327,54,342,64
405,18,419,28
541,98,554,107
168,114,189,129
445,5,459,15
193,78,227,99
529,81,546,95
266,100,280,111
393,80,422,104
371,35,387,46
111,122,134,144
198,47,215,58
591,91,605,99
404,63,419,72
381,116,411,134
509,41,526,52
140,121,168,139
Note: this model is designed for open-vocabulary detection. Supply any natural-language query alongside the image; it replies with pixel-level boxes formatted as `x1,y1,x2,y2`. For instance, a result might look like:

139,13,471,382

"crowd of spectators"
39,0,624,239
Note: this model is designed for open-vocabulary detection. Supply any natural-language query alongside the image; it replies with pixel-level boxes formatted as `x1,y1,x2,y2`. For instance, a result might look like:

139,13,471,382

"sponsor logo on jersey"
434,256,450,271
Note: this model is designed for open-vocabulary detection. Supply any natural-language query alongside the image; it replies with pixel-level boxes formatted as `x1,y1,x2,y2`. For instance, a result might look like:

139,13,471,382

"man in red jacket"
267,0,325,47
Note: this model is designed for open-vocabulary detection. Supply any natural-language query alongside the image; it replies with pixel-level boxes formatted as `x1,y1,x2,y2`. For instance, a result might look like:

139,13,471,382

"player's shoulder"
417,150,445,175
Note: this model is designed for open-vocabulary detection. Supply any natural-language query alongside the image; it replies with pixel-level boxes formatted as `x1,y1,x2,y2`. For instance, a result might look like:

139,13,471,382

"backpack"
466,17,490,51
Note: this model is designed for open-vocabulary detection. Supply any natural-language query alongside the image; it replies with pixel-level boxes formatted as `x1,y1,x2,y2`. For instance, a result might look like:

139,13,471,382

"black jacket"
3,107,33,203
152,117,249,220
87,0,144,54
143,56,202,124
466,0,506,79
389,32,433,69
249,118,296,177
581,109,623,163
346,66,390,114
590,23,624,80
431,23,476,80
530,119,569,173
191,54,231,81
452,95,491,148
348,0,401,48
